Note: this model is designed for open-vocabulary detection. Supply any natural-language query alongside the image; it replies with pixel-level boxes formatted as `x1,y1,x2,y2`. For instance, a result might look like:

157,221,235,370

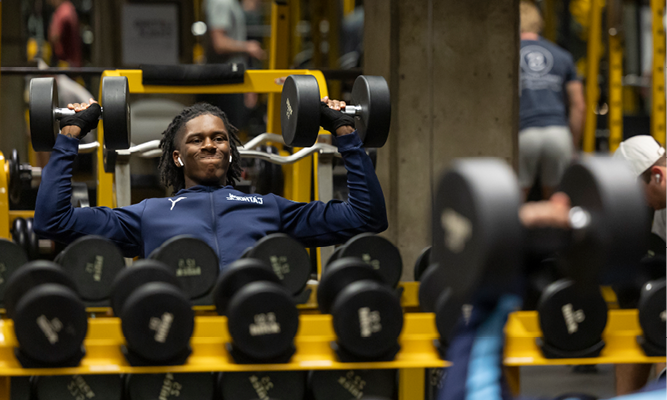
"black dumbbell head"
24,218,39,261
4,260,77,318
213,258,279,315
413,246,432,281
432,159,522,302
8,150,21,205
638,278,666,349
101,76,131,150
538,279,608,352
10,377,31,400
326,246,344,269
559,158,650,286
109,259,182,316
351,75,391,148
0,238,29,307
9,262,87,364
29,77,59,151
280,75,321,147
220,371,306,400
127,373,214,400
151,235,219,300
317,257,385,314
332,280,403,360
12,218,27,252
309,369,396,400
244,233,311,295
35,375,123,400
58,235,125,302
338,233,402,288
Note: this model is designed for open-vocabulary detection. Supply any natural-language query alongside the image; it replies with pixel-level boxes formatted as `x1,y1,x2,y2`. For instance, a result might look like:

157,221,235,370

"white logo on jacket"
226,194,264,205
168,197,187,210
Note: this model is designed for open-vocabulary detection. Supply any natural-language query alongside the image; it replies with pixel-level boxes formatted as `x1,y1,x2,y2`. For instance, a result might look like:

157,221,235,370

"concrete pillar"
365,0,519,281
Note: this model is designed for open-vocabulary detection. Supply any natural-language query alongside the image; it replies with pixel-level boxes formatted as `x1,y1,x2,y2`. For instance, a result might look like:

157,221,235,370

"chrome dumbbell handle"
569,206,591,230
54,107,104,119
341,104,363,115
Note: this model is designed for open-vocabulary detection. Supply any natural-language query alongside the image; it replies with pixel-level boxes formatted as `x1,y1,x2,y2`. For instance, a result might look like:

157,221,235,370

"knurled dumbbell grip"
342,105,363,115
54,107,104,119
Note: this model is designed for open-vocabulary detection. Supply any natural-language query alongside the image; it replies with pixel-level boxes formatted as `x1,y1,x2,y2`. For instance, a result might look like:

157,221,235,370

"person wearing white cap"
612,135,666,395
613,135,666,242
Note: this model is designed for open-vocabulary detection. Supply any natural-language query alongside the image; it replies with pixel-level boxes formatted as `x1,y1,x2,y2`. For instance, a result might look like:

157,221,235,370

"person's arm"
209,29,265,59
33,104,145,257
566,80,586,150
271,101,387,247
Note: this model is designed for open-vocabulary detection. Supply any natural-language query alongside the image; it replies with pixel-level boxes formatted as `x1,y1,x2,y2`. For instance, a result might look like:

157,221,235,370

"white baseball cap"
613,135,666,176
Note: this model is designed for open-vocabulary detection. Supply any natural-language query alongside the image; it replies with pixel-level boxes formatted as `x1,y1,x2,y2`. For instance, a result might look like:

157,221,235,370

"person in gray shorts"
518,1,586,200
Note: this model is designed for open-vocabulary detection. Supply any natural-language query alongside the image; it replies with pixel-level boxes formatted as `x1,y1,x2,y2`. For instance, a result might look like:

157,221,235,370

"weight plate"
538,279,608,352
310,369,397,400
103,148,117,173
325,246,344,269
14,283,87,364
29,77,58,152
413,246,432,281
331,280,403,359
280,75,321,147
317,257,385,314
246,233,311,295
559,158,650,286
227,281,299,360
24,218,39,261
213,258,279,315
152,235,219,300
58,235,125,302
109,259,181,317
351,75,391,148
339,233,402,288
4,260,76,318
432,159,522,302
127,373,214,400
121,282,194,362
638,279,666,348
12,217,27,254
101,76,131,150
8,150,21,205
0,238,28,309
220,370,306,400
35,375,122,400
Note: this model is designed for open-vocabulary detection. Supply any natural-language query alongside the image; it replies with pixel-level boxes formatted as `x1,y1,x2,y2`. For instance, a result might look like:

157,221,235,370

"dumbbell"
324,233,402,289
54,235,126,307
6,149,41,206
240,233,312,302
422,157,649,357
213,258,299,363
309,369,397,400
413,246,432,281
0,238,29,308
219,371,306,400
34,375,122,400
110,259,194,365
4,260,87,367
280,74,391,147
318,257,403,361
149,235,219,305
126,373,215,400
10,377,31,400
636,278,665,356
29,76,131,152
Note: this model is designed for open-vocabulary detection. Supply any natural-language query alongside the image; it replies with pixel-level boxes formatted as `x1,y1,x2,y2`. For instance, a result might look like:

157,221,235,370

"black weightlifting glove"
319,102,355,135
59,103,101,139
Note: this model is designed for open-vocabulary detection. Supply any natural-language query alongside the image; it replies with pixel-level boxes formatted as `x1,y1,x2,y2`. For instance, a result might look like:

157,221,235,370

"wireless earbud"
656,174,661,183
177,157,184,167
229,155,233,163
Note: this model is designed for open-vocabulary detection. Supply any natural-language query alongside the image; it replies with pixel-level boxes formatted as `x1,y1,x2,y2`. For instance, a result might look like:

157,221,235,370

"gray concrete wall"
365,0,519,281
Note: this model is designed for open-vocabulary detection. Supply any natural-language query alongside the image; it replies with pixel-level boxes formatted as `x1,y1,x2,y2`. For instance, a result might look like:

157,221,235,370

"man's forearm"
211,30,247,55
569,107,584,149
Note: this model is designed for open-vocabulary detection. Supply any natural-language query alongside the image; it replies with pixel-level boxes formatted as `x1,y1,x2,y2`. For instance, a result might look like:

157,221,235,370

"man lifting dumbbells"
34,96,388,268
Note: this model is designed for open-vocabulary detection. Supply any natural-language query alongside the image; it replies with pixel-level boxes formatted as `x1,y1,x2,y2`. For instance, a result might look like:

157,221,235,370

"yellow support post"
0,153,10,239
542,0,557,42
398,368,425,400
608,32,624,151
343,0,356,16
583,0,604,153
651,0,666,146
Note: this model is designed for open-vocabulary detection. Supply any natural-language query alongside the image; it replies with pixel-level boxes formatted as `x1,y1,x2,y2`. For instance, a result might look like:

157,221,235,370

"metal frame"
608,1,624,152
651,0,666,145
583,0,604,153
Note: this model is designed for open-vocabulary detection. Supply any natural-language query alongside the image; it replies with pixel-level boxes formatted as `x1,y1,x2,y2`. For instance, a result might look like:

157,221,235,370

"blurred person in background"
47,0,81,67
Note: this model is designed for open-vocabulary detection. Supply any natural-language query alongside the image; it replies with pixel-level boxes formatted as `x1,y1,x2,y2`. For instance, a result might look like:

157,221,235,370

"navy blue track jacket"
34,132,388,269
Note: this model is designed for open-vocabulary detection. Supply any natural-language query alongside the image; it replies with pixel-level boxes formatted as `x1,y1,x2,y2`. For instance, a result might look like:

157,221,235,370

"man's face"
173,114,232,189
642,166,666,210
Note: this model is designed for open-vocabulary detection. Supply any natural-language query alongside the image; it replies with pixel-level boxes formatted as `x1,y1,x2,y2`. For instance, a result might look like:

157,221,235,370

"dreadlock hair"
158,103,242,193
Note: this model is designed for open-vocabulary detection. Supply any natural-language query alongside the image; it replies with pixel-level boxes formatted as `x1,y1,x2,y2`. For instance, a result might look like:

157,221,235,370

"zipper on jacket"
210,192,222,266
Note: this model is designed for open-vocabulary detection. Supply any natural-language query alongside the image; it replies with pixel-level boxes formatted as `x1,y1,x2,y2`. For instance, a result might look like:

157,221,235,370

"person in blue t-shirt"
519,0,586,200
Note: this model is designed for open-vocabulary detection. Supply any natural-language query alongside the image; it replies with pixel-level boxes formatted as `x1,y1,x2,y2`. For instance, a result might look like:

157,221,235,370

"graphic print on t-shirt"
520,45,562,92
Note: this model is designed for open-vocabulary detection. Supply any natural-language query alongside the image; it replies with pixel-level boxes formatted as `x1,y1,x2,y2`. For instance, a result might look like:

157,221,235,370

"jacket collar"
174,185,233,195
